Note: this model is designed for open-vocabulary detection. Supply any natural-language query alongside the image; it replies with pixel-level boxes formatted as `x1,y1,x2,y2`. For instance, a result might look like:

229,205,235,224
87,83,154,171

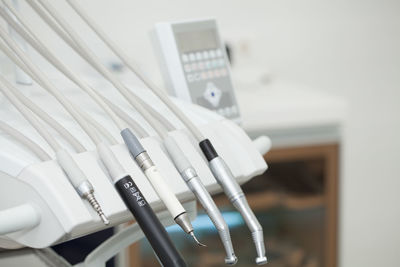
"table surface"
235,80,347,148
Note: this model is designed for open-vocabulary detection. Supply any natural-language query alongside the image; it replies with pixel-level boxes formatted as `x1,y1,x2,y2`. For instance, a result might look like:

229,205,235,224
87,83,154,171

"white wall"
5,1,400,266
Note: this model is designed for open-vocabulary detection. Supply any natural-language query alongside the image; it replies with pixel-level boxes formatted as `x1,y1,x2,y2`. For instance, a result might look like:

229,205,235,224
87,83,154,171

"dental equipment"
0,24,187,267
0,3,202,247
22,0,239,263
63,0,266,264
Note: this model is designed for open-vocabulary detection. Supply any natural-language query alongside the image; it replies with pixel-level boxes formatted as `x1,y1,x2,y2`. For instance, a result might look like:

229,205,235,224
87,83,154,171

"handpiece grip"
144,166,186,219
115,175,187,267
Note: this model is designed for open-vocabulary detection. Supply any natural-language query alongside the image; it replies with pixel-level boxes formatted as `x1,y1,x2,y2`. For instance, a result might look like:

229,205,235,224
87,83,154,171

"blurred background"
1,0,400,267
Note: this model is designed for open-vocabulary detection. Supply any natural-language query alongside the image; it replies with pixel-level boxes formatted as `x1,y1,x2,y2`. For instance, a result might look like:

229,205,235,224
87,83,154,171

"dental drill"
18,0,240,263
61,0,267,264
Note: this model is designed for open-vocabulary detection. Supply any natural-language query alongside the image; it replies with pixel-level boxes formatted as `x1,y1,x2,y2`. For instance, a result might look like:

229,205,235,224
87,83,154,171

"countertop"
234,80,347,148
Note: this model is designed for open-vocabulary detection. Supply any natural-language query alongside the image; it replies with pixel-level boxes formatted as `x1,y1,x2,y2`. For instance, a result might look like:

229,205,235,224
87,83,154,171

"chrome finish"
174,212,193,234
76,180,93,197
190,231,207,247
76,180,109,225
135,151,154,171
185,172,237,264
180,167,197,182
86,192,109,225
209,156,267,265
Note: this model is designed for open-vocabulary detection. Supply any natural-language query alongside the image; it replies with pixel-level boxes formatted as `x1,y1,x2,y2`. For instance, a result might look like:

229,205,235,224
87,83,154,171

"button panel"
216,105,239,117
181,49,228,83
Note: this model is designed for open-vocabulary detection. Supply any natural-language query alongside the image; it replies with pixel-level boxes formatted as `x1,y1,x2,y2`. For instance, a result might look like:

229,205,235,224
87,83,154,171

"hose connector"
76,180,109,225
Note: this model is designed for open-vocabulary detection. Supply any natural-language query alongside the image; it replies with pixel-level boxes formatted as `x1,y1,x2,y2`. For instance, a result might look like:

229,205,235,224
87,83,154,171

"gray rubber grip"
164,136,192,172
121,128,145,158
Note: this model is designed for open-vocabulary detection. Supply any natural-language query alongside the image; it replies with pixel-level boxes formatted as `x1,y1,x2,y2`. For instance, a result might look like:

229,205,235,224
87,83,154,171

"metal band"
135,152,154,171
180,167,197,182
76,180,94,197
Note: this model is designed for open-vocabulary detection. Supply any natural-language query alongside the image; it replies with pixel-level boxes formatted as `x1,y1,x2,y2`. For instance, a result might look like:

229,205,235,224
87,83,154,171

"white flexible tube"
0,22,126,184
79,108,118,145
0,38,114,148
13,89,86,153
97,93,148,138
0,22,102,147
0,75,89,187
134,94,175,132
65,0,204,141
0,75,61,152
0,4,126,132
28,0,169,139
27,1,195,229
0,120,51,161
2,1,153,138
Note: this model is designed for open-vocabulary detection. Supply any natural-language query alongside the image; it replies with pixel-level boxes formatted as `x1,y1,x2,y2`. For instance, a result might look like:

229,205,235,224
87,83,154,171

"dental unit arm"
0,1,270,265
0,77,269,254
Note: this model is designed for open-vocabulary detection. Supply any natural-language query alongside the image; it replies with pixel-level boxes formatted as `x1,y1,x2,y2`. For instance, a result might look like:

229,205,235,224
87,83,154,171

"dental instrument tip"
190,231,207,247
100,214,110,225
86,193,110,225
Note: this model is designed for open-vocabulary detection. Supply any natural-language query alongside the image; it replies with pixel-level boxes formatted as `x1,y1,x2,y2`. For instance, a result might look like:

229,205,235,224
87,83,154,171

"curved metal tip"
190,232,207,247
86,193,110,225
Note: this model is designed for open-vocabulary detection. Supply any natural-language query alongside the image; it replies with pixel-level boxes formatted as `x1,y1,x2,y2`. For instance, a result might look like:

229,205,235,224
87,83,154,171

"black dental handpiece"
115,175,187,267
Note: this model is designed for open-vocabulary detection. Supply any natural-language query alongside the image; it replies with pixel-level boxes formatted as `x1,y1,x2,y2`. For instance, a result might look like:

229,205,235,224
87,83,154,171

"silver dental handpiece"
164,137,237,265
200,140,267,265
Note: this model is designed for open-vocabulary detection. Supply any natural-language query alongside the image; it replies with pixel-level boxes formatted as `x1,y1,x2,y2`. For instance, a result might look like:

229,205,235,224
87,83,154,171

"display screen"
175,29,218,53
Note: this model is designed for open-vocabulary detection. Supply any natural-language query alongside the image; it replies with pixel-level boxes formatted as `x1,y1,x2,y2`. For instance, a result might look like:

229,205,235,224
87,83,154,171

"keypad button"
201,72,208,80
196,52,202,60
225,107,232,116
184,64,191,72
211,60,218,68
189,53,196,61
191,63,198,71
203,82,222,107
182,54,189,62
218,59,225,67
203,51,209,59
209,50,216,58
198,62,205,70
205,61,212,69
214,69,221,77
207,70,214,78
216,49,222,57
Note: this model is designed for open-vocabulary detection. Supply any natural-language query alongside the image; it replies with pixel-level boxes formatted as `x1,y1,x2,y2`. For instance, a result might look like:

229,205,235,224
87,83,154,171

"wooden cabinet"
130,143,339,267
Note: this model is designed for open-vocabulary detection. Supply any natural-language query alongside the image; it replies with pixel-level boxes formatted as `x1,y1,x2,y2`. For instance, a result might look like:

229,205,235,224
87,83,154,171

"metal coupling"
135,151,154,171
76,180,109,225
180,167,197,182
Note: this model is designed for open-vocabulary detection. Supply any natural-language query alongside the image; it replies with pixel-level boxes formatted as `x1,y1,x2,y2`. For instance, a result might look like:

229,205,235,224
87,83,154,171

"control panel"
153,19,240,122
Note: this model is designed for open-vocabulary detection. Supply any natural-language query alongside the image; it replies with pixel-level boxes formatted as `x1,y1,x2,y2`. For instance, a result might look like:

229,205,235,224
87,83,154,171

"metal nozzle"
190,231,206,247
174,212,193,234
175,213,206,247
86,193,110,225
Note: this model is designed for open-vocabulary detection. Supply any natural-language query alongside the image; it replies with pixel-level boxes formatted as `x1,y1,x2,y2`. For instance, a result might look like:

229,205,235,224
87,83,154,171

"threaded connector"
86,193,109,225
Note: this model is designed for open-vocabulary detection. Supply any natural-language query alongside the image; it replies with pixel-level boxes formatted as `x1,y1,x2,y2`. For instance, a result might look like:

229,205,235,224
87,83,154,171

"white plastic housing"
0,74,267,249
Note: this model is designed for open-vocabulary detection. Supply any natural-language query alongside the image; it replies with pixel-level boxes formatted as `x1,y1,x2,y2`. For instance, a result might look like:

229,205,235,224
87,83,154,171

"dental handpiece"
121,129,203,246
164,136,237,265
200,139,267,265
114,175,187,267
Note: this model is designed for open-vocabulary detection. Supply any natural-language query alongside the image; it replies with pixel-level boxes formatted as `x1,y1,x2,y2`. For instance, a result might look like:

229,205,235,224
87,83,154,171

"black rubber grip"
115,175,187,267
199,139,218,161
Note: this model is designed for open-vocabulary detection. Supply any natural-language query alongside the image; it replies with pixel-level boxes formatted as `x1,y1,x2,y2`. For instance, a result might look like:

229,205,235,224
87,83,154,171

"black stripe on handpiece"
115,175,187,267
199,139,218,162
